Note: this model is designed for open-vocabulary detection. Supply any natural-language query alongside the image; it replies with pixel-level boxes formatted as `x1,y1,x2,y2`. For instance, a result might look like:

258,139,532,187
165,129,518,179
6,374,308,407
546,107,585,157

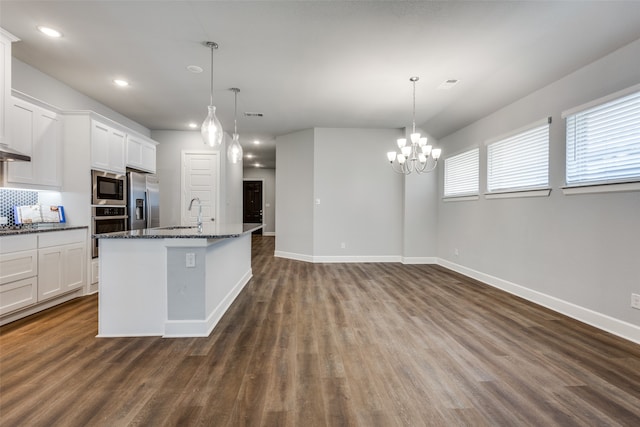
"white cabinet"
37,229,86,301
0,28,19,147
0,234,38,316
91,119,126,173
0,229,87,320
126,134,157,173
5,96,63,189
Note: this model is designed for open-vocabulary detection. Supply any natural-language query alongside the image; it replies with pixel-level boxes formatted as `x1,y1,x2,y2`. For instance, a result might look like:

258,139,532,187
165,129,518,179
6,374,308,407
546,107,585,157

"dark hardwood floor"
1,236,639,426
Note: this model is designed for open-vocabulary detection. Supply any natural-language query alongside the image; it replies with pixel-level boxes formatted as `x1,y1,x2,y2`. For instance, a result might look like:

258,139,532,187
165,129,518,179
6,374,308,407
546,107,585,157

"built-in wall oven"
92,170,126,206
91,206,127,258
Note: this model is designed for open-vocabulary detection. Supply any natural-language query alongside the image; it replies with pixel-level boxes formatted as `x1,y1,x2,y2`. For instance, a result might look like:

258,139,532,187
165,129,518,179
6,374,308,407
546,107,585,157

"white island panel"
98,239,167,336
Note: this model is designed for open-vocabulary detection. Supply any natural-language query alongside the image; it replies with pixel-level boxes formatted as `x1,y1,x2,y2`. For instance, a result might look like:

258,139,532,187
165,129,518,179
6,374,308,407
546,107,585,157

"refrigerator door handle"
145,191,150,229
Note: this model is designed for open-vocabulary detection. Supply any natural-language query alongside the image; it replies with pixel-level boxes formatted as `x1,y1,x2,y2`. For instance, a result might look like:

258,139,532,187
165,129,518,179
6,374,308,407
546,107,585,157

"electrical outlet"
0,217,8,225
632,293,640,310
454,248,459,256
185,253,196,268
340,242,346,249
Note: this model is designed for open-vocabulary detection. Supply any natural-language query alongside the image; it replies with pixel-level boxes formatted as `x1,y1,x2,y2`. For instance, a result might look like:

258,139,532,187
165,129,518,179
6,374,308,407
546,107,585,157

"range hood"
0,144,31,162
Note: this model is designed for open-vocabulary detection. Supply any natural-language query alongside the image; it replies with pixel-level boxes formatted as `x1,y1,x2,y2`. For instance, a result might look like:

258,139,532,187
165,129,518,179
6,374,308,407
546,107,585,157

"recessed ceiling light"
253,140,261,145
245,153,254,159
254,163,262,168
37,26,62,38
186,65,203,73
188,122,198,129
437,79,459,90
113,79,129,87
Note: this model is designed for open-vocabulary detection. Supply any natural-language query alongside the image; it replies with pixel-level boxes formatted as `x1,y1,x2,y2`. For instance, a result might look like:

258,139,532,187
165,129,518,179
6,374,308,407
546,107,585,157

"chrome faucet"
188,197,203,233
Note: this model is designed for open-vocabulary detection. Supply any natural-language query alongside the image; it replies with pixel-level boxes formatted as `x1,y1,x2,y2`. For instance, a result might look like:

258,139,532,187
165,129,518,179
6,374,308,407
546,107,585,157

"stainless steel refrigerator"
127,171,160,230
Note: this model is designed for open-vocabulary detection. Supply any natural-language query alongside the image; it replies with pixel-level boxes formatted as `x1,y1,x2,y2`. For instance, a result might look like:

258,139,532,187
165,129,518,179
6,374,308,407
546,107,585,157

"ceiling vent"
244,112,264,117
437,79,459,90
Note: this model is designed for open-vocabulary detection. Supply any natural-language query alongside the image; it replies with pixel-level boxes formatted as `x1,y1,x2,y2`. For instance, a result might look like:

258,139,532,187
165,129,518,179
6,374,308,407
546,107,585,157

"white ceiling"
2,1,640,169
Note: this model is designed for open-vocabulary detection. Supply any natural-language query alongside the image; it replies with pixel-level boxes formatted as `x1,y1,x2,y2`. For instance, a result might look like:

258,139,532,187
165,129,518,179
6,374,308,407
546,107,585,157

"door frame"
242,178,265,228
180,150,221,226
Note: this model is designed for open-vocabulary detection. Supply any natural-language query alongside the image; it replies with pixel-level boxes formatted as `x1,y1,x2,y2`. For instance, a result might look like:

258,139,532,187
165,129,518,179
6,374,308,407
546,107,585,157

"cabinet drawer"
0,276,37,316
0,249,38,285
0,234,37,254
38,229,86,248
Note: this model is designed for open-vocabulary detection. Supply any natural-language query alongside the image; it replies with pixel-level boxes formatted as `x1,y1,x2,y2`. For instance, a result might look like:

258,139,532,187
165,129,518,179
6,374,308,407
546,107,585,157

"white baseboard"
263,231,275,237
163,269,253,338
313,255,401,263
437,258,640,345
274,250,314,263
402,256,438,264
1,288,83,327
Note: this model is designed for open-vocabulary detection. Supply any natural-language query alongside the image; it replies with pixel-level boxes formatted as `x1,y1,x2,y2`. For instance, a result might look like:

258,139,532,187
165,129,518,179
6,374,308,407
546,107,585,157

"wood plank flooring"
1,236,640,426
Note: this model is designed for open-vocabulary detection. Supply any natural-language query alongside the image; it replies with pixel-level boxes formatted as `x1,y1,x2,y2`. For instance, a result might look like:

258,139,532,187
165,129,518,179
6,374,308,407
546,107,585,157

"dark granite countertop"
0,225,88,237
94,223,262,239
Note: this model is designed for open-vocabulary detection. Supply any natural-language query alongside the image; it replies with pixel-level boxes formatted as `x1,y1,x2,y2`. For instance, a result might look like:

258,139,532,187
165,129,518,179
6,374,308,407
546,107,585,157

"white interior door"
181,152,219,226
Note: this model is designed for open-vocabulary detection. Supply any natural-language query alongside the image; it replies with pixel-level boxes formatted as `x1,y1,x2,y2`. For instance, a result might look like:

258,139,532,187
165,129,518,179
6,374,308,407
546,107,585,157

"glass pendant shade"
202,105,223,147
387,151,397,162
432,148,442,159
228,133,243,164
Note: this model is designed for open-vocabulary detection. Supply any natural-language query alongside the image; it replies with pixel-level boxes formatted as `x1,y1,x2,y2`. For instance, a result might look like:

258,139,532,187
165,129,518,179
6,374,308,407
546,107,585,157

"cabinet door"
126,135,143,169
38,246,64,301
7,99,36,184
91,121,110,171
7,99,62,189
63,242,85,291
141,141,156,173
36,110,62,187
108,129,126,173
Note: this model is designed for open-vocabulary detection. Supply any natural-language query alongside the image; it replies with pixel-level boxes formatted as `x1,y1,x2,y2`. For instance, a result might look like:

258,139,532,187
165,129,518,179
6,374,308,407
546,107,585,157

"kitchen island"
95,223,261,337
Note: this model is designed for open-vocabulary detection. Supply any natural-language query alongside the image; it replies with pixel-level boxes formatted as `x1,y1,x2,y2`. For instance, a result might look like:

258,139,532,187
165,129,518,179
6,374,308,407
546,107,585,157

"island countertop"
94,223,262,239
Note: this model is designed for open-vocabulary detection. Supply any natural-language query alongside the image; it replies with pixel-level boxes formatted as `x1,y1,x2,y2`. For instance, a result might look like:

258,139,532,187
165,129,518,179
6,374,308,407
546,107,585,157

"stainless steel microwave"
92,170,127,205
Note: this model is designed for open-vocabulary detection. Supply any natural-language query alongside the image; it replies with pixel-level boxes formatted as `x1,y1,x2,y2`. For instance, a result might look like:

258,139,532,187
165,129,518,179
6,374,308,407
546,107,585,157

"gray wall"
152,130,243,227
436,37,640,327
402,127,439,260
275,129,314,257
243,168,276,235
313,128,404,258
12,59,149,136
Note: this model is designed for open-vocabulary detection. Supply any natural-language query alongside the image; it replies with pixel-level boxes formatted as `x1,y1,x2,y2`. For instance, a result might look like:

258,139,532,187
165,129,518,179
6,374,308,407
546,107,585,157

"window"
487,121,549,193
444,148,479,197
565,88,640,186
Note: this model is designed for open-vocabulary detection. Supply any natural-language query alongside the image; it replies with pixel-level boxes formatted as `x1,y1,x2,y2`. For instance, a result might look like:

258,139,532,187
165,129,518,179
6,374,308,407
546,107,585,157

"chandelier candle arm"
386,76,442,175
201,41,223,147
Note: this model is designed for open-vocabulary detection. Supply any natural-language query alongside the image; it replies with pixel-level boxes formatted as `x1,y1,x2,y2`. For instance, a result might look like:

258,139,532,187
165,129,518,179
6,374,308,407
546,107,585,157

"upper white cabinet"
91,119,126,174
0,28,19,147
126,134,157,173
5,96,63,189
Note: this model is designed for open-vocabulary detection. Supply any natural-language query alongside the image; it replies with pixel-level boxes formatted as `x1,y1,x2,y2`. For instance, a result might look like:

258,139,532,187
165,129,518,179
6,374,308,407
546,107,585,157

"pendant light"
228,88,243,164
201,41,223,147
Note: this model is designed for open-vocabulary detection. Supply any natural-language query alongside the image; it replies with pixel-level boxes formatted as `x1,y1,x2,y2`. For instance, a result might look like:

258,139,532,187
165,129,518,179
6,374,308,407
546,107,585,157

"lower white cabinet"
37,229,86,301
0,234,38,315
38,242,85,301
0,229,86,318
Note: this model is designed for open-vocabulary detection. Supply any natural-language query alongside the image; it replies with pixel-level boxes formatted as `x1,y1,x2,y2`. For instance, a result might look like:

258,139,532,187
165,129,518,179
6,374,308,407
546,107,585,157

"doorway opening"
243,180,263,235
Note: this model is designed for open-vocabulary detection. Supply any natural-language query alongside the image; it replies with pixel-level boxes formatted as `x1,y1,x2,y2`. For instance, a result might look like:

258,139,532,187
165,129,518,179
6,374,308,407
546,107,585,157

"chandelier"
227,88,243,164
387,77,441,174
201,41,223,147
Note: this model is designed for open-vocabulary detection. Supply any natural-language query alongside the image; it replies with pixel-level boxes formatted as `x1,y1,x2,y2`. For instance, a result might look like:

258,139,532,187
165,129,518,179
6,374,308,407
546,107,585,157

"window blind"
487,123,549,192
566,89,640,185
444,148,479,197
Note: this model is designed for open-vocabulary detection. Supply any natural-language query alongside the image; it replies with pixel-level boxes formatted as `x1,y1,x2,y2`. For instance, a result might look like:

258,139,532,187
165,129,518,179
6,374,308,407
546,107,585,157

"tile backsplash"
0,189,40,226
